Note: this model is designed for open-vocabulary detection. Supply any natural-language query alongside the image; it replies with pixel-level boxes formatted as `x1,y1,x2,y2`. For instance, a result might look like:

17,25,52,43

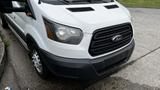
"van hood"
39,2,131,33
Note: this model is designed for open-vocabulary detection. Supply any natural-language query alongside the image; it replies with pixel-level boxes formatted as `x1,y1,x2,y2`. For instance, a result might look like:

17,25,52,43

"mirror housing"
0,0,27,13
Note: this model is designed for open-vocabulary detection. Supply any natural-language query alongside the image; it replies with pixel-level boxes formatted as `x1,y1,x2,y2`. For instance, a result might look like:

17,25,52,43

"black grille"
89,23,133,56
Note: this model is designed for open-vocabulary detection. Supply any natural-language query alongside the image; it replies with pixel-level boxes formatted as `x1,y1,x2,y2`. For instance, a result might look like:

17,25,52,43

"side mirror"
0,0,26,13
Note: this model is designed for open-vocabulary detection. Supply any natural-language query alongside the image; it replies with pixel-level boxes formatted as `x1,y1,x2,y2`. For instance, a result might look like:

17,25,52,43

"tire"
0,14,9,29
30,45,49,79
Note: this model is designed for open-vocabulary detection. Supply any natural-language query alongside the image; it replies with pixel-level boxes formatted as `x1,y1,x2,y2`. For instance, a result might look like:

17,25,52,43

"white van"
0,0,134,79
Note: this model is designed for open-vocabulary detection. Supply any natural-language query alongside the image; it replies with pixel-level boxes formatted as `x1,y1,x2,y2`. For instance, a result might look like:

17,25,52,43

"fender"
25,30,47,51
26,34,39,48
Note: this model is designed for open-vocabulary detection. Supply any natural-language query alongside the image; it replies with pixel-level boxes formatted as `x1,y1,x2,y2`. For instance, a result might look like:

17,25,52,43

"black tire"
30,45,49,79
0,14,9,29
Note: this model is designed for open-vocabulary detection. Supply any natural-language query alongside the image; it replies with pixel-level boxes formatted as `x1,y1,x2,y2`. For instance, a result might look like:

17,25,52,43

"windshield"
41,0,114,5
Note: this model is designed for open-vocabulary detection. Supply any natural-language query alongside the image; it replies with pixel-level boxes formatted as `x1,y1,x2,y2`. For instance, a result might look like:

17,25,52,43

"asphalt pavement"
0,32,5,80
0,8,160,90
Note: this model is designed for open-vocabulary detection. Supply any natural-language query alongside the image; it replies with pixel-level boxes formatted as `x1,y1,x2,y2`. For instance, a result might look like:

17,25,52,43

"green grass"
119,0,160,8
0,31,10,48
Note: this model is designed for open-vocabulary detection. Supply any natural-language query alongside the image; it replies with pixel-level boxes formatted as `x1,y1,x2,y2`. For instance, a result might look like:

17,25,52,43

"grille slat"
91,32,132,47
94,25,130,39
89,23,133,56
91,35,132,48
91,37,131,51
94,28,131,40
90,38,130,55
93,30,132,41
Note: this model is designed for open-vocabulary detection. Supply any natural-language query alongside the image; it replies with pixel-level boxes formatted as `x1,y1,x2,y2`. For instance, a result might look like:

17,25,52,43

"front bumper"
40,40,135,80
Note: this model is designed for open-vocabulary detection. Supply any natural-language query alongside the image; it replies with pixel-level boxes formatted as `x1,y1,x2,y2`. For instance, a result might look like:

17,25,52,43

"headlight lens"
43,18,83,45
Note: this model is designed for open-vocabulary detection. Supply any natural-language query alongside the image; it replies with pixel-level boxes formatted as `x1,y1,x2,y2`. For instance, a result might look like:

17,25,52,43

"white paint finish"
6,0,133,58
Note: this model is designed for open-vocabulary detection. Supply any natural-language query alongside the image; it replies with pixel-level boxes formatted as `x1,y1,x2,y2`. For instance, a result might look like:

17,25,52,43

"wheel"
0,14,9,29
31,47,49,79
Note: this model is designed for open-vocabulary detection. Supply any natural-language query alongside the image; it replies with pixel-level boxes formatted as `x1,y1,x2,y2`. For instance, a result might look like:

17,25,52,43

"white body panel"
6,0,133,59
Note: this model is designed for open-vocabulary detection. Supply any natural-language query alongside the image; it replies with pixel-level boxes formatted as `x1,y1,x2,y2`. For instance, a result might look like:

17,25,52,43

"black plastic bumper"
40,40,135,80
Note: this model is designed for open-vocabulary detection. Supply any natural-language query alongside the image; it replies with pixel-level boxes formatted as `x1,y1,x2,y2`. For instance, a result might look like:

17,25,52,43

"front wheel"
31,48,49,79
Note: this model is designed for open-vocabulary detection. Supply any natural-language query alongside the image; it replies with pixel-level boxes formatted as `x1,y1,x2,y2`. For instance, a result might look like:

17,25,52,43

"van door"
7,1,36,41
6,1,26,41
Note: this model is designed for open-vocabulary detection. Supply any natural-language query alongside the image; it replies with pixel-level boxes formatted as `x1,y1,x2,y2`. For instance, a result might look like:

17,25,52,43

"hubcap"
32,50,43,74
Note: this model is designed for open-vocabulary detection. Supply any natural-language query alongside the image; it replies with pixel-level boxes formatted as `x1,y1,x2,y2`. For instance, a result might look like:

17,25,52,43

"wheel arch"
26,34,40,50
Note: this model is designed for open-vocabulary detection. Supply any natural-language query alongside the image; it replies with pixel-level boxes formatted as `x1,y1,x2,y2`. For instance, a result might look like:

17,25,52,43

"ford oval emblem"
112,35,123,42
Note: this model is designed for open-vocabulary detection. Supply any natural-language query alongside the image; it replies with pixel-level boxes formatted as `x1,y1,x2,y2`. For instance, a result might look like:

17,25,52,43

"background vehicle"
0,0,134,80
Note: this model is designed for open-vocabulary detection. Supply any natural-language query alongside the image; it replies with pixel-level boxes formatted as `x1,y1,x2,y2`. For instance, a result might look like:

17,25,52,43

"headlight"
43,18,83,45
